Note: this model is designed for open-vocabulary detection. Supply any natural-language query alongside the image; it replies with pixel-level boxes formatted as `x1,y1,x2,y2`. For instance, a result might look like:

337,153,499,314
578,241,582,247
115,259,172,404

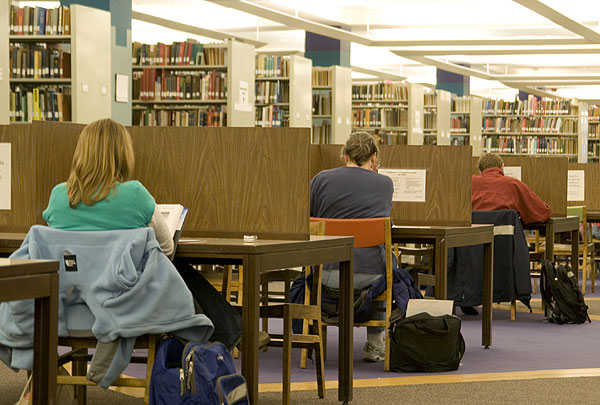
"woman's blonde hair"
67,118,135,208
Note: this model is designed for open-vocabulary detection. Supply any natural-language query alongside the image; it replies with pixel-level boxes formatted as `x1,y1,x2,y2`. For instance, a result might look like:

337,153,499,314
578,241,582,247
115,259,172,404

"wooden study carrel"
0,122,311,240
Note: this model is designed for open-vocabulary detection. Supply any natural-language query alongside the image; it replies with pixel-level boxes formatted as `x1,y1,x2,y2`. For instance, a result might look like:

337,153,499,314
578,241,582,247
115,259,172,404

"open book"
158,204,188,258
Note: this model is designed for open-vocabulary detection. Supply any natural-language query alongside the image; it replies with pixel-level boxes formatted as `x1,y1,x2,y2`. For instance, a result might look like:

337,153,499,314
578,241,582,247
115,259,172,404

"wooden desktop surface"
391,224,494,348
0,259,59,405
311,144,472,226
176,235,355,404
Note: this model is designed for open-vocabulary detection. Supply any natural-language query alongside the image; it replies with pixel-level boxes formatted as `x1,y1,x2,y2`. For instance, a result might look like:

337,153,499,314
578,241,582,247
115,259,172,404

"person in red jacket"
472,153,551,225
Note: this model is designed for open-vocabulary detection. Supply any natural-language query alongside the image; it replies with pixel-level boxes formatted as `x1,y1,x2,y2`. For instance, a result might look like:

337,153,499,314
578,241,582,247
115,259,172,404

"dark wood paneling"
568,163,600,210
0,124,36,232
311,144,472,226
473,156,568,217
129,126,310,240
2,123,311,240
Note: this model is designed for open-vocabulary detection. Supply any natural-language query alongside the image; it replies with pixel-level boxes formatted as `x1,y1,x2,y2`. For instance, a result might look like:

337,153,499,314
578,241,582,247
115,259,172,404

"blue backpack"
150,336,249,404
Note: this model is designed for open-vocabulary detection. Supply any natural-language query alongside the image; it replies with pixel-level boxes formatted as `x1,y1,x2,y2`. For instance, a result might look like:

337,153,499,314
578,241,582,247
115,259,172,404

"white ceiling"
128,0,600,101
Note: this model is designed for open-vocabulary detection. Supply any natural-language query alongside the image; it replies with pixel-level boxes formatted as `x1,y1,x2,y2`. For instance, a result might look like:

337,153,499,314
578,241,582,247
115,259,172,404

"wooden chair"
58,329,158,404
554,206,594,294
310,216,394,372
258,220,326,405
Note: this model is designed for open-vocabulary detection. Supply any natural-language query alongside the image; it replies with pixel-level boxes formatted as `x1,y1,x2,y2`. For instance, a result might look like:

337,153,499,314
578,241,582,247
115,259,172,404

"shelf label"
234,80,252,112
567,170,585,202
0,143,11,210
116,74,129,103
379,168,426,202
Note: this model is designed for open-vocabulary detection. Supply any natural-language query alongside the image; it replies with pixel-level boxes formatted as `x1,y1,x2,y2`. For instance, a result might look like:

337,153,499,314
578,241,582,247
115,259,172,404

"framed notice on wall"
379,168,427,202
0,143,11,210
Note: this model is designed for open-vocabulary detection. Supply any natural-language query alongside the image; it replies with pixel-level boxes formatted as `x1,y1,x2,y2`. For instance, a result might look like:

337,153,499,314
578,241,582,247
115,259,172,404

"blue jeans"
321,270,385,334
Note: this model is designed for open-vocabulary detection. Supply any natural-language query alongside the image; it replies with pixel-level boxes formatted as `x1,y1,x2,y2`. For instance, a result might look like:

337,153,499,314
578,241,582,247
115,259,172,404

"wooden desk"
0,259,59,405
586,211,600,223
176,235,354,404
0,232,25,257
523,216,579,276
391,225,494,348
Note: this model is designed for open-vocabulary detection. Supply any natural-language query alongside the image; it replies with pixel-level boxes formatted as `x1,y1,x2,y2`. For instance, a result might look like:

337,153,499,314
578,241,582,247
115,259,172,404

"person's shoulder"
48,182,68,198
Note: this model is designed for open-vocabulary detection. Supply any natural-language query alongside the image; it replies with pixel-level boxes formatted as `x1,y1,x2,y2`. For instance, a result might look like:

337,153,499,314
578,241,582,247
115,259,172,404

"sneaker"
362,342,384,362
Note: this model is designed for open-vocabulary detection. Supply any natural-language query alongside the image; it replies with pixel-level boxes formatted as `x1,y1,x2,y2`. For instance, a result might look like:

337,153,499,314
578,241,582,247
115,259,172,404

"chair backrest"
310,217,390,248
309,220,326,236
567,206,585,222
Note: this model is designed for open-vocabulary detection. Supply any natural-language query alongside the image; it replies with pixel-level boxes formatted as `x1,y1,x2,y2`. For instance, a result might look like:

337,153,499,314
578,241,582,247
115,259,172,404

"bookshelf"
351,81,424,145
481,95,586,162
311,65,351,144
588,105,599,161
451,95,483,156
255,53,311,128
1,3,111,124
131,39,254,127
423,89,451,146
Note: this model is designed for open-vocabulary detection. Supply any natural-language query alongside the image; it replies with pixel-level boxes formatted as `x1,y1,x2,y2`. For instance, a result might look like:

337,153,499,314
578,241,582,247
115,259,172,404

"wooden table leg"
482,239,493,348
338,252,354,403
32,273,58,405
241,255,259,404
571,228,579,285
434,237,448,300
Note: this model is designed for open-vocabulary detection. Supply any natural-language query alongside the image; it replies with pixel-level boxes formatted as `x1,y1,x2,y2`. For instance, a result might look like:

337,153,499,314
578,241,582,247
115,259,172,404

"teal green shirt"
42,180,155,231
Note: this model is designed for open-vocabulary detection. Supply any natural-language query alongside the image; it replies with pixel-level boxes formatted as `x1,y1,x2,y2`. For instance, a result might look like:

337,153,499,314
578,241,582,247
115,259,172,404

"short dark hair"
342,132,379,166
477,153,504,173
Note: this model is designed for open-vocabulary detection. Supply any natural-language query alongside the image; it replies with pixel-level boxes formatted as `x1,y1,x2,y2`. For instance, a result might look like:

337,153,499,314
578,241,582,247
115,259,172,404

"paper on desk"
406,299,454,317
0,143,10,210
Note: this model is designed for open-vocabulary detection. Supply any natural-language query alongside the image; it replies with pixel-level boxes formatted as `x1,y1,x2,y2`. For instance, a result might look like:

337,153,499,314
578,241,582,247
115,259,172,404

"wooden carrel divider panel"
1,122,311,240
567,163,600,211
471,155,567,217
311,144,472,226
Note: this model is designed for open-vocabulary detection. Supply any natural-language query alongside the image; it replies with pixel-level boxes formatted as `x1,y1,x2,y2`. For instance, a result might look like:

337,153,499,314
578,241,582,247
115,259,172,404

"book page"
157,204,184,238
406,299,454,317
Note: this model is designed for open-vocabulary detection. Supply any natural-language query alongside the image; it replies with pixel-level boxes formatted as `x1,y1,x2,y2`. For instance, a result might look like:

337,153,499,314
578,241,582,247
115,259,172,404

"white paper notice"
0,143,11,210
379,168,426,202
115,74,128,103
414,110,421,128
234,80,252,112
504,166,521,181
567,170,585,202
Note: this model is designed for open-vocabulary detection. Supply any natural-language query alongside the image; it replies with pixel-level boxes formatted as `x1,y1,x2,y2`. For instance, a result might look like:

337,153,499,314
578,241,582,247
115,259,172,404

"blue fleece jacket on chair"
0,225,214,387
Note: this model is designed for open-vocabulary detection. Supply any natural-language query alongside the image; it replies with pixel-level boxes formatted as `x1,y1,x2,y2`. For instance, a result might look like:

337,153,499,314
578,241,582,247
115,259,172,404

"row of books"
255,80,289,104
9,86,71,122
9,5,70,36
483,136,576,155
352,83,408,101
132,70,226,101
312,70,332,87
424,93,436,106
132,41,225,66
255,106,288,127
423,113,436,131
451,116,469,133
482,96,572,116
588,142,600,158
373,131,406,146
590,105,600,120
312,94,332,116
353,108,408,128
452,97,470,113
312,122,332,144
590,124,600,138
9,43,71,79
133,106,226,127
255,55,289,78
482,117,577,134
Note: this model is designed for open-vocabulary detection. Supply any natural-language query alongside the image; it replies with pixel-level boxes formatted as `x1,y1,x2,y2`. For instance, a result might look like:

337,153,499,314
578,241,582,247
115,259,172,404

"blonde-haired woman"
42,118,174,256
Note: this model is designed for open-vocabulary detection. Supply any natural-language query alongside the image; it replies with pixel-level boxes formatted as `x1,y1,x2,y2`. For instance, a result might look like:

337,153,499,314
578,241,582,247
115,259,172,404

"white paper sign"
0,143,11,210
234,80,252,112
504,166,521,181
414,110,421,128
567,170,585,202
379,168,426,202
115,74,129,102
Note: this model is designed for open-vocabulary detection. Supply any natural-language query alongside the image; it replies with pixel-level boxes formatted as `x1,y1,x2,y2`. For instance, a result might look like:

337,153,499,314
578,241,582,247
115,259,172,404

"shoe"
460,306,479,316
362,342,384,362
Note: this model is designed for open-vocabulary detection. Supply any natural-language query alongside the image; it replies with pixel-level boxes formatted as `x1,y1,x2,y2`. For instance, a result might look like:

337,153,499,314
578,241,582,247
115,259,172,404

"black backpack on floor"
540,261,591,324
